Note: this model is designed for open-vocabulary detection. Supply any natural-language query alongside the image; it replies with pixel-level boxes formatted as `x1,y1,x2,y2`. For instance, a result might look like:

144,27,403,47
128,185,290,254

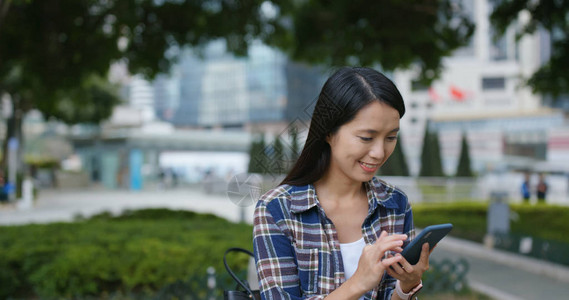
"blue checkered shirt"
253,177,415,300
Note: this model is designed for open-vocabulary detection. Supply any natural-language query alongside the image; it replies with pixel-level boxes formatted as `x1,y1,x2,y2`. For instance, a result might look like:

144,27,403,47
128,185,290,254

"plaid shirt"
253,177,415,300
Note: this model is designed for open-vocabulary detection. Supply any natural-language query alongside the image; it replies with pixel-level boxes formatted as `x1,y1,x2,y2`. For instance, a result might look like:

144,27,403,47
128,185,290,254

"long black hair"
280,67,405,186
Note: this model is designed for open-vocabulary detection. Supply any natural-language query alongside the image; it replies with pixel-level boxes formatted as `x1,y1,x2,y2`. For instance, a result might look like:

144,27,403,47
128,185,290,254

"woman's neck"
315,171,366,205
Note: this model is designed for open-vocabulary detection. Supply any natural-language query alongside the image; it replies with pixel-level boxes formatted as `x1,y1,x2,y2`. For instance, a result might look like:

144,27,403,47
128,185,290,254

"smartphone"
400,223,453,265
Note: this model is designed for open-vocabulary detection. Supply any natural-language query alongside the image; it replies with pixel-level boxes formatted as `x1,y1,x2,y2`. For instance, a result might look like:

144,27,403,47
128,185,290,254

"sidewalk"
1,188,568,299
432,236,569,300
0,187,255,226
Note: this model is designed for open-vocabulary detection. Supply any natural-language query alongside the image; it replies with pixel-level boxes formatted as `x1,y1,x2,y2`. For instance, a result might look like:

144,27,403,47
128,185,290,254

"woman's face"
326,101,400,184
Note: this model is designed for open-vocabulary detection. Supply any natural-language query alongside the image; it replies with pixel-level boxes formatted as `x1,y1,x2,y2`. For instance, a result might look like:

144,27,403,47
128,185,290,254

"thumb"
418,243,430,266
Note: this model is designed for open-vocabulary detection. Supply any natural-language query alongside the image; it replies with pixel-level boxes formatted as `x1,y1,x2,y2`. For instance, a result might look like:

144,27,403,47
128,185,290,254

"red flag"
428,87,441,102
450,85,466,101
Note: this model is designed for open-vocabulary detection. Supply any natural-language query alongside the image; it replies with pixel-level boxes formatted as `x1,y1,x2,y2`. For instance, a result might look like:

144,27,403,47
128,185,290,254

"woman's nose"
368,142,385,162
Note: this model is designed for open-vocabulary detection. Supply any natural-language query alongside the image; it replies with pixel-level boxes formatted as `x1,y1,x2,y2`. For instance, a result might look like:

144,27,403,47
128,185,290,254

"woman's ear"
325,132,335,145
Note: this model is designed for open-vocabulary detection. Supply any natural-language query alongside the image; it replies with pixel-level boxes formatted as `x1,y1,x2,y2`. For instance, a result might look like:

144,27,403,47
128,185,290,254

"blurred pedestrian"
0,171,7,202
536,173,548,203
253,67,427,299
171,169,178,188
521,172,531,203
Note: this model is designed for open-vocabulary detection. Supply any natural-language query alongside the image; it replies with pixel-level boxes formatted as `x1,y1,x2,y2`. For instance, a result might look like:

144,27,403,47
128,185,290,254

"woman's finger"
380,254,403,268
376,231,407,243
378,239,405,253
386,266,399,279
429,244,437,255
418,243,430,267
395,254,414,273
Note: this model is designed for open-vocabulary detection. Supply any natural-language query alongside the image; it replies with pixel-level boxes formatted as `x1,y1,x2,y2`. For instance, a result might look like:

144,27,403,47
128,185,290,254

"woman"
253,67,428,300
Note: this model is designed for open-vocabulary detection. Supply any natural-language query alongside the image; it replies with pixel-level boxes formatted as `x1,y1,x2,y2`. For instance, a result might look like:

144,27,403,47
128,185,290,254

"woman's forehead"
347,102,400,127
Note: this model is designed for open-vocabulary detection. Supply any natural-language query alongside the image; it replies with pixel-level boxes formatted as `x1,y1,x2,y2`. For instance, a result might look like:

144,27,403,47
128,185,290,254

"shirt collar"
289,184,319,213
289,177,399,214
365,177,400,211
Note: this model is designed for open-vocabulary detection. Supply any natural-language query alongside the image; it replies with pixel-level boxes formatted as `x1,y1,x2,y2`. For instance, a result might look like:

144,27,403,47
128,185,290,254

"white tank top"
340,237,366,300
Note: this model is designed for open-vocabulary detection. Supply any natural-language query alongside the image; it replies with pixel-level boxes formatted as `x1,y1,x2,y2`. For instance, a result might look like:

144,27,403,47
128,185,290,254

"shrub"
0,209,253,299
412,202,569,244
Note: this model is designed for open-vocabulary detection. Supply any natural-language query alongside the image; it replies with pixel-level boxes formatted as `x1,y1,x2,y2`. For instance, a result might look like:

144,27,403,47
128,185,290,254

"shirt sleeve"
381,288,394,300
253,200,324,300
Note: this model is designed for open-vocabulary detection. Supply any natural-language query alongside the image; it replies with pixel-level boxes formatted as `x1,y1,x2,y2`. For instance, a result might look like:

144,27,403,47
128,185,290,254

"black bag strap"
223,247,255,296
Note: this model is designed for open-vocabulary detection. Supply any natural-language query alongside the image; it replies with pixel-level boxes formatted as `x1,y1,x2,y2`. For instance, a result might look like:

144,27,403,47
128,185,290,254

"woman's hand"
348,231,408,295
386,242,431,292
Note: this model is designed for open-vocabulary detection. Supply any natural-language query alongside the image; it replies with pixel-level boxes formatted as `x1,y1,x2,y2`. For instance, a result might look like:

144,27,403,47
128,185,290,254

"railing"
424,259,470,293
493,233,569,267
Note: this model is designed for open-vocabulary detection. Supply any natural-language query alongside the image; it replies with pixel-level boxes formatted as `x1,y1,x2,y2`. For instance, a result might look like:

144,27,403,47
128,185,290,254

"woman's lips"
359,161,379,172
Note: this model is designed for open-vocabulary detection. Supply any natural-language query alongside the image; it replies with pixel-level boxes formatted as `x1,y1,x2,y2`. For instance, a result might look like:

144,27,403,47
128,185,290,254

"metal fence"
423,259,469,294
200,173,569,206
493,233,569,266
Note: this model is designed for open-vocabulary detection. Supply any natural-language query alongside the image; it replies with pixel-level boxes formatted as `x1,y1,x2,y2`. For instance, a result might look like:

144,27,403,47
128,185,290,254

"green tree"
247,135,267,174
247,139,259,174
377,135,409,176
431,129,444,176
455,133,473,177
288,126,300,170
0,0,479,185
263,0,475,83
490,0,569,97
0,0,266,170
420,124,444,177
272,135,285,175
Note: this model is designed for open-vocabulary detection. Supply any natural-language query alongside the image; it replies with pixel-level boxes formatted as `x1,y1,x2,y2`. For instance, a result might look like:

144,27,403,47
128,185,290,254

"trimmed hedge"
0,209,253,299
412,202,487,243
412,202,569,244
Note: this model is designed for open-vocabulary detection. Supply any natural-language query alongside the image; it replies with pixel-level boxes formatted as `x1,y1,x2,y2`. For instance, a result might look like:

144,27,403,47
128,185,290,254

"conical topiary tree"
431,129,444,176
455,133,474,177
272,135,286,175
288,126,300,171
247,134,267,174
378,135,409,176
419,123,444,177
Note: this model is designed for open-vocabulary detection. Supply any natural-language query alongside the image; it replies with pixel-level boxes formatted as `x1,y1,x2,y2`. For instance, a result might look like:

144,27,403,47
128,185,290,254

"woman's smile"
358,161,379,173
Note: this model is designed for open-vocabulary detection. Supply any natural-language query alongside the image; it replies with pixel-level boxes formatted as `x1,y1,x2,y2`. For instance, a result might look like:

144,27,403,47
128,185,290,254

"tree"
262,0,475,83
455,133,473,177
377,135,409,176
0,0,266,171
288,126,300,170
431,129,444,176
272,135,285,175
247,138,259,173
490,0,569,97
419,124,444,177
247,134,267,174
0,0,478,185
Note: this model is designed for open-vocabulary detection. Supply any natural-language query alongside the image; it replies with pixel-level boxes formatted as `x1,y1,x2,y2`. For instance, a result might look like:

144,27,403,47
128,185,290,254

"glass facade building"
155,40,325,129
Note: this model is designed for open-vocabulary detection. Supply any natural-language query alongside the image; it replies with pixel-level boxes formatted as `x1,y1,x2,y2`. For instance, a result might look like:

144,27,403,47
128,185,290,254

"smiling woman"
253,67,428,300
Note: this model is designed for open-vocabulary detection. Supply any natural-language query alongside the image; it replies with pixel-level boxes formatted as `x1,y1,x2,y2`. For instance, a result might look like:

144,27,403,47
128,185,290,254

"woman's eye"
387,136,398,141
359,136,372,142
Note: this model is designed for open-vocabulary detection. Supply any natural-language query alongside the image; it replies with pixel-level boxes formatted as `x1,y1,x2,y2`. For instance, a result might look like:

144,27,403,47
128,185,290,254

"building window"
482,77,505,90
